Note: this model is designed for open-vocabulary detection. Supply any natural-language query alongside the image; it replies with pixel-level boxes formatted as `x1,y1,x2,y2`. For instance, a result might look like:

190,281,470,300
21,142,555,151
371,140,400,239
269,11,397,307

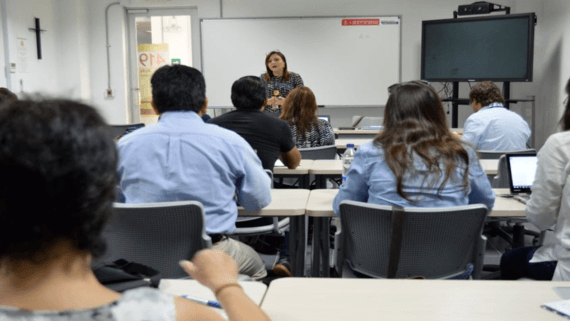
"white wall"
3,0,567,148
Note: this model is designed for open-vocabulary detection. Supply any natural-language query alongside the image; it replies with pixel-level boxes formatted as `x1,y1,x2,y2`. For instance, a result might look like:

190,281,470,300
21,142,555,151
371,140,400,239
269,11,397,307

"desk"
309,159,498,180
480,159,498,176
305,188,526,277
238,189,310,276
335,138,371,150
160,279,267,318
273,159,313,189
261,278,563,321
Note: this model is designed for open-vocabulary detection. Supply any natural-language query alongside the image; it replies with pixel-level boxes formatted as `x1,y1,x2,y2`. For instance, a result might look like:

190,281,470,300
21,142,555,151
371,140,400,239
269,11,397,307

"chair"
298,145,337,160
335,201,488,279
108,123,145,140
478,149,535,160
233,170,289,270
95,201,211,278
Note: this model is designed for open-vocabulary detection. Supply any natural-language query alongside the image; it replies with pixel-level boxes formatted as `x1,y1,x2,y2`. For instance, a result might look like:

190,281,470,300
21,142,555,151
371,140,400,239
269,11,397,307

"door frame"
126,7,200,123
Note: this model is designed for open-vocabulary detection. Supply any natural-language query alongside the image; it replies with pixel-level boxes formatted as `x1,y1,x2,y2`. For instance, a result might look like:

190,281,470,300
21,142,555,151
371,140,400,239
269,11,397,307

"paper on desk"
275,159,285,167
542,299,570,318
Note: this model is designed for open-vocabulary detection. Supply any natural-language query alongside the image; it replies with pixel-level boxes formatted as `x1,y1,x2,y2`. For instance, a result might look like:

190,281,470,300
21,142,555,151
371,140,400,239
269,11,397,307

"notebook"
506,153,538,204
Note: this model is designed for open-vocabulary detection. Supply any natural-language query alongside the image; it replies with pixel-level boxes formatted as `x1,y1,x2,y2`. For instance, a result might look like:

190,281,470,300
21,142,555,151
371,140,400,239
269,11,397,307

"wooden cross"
28,18,46,59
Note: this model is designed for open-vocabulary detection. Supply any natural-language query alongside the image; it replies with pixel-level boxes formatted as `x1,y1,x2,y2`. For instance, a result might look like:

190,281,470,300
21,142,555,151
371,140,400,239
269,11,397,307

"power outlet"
104,89,115,99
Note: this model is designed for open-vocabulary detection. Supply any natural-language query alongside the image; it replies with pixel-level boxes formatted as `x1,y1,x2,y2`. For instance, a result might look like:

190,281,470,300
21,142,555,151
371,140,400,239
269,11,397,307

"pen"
181,295,223,309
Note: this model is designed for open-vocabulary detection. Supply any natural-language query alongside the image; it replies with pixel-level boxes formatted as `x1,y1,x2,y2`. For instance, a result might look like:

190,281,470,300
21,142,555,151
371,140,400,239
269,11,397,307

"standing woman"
333,81,494,212
500,78,570,281
261,51,304,116
280,86,335,148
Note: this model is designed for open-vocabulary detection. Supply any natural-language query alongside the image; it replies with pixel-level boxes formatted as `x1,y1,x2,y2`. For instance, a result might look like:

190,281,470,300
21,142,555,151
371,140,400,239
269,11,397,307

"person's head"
469,81,504,111
0,99,118,268
264,51,289,81
280,86,319,136
151,64,207,114
231,76,267,110
560,78,570,131
375,81,469,201
0,87,17,105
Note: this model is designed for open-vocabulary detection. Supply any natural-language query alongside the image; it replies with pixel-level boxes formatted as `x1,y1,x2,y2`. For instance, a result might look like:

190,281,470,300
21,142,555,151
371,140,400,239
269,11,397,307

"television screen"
421,13,535,82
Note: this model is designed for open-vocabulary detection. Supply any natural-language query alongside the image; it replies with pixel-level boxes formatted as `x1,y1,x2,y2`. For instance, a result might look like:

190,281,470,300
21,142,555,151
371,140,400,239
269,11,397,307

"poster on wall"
17,38,29,73
137,43,169,124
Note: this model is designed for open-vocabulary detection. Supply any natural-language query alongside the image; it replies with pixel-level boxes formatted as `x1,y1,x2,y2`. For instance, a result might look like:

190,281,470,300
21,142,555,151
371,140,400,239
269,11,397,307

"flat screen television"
421,13,535,82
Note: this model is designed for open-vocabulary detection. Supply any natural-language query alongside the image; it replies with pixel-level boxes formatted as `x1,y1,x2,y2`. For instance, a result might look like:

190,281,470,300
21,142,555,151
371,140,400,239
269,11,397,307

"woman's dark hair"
0,99,118,265
263,51,290,82
469,81,504,107
280,86,319,137
0,87,17,105
151,64,206,113
560,78,570,131
374,81,470,201
231,76,267,110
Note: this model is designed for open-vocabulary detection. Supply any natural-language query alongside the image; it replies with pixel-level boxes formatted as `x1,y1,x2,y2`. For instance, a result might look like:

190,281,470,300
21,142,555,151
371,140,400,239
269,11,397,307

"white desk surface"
305,188,525,218
479,159,498,175
273,159,313,175
160,279,267,318
261,278,563,321
334,128,464,135
238,189,310,216
309,159,497,176
335,138,371,149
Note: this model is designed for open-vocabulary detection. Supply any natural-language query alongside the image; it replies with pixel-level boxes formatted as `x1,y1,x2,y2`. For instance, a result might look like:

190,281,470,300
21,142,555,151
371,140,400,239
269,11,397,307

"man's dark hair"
0,87,17,105
0,99,118,265
469,81,504,107
231,76,267,110
151,65,206,113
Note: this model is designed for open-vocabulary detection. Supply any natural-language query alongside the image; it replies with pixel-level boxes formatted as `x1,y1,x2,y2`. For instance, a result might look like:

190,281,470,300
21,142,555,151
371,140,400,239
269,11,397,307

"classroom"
0,0,570,320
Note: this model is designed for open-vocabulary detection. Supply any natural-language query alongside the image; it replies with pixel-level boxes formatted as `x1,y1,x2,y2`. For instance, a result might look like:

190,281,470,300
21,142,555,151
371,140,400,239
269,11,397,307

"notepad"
542,299,570,319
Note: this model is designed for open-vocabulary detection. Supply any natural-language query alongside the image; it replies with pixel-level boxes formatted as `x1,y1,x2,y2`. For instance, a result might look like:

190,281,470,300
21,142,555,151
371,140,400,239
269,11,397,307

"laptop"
505,153,538,204
318,115,330,123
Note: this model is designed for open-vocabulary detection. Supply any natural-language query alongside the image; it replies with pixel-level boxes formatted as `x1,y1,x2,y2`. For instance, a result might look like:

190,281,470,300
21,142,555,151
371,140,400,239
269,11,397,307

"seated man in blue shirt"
117,65,272,280
459,81,531,151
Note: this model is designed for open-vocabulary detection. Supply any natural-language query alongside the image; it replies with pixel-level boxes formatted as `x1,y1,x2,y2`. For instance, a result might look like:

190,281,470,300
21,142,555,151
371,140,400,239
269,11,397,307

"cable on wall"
105,2,121,93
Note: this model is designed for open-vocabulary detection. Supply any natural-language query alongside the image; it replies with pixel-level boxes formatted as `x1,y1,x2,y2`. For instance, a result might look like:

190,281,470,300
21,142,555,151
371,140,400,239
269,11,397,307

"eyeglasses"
388,80,431,94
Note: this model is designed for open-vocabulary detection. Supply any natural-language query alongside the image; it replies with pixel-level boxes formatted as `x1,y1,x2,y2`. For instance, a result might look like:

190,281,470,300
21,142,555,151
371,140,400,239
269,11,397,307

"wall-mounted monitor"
421,13,535,82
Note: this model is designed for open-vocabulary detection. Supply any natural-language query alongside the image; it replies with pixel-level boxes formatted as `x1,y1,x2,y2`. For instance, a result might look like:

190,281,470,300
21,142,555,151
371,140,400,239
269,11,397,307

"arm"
333,147,369,215
466,148,495,210
279,121,301,169
319,120,335,146
461,116,482,148
526,135,568,230
281,147,301,169
178,250,271,321
236,143,272,211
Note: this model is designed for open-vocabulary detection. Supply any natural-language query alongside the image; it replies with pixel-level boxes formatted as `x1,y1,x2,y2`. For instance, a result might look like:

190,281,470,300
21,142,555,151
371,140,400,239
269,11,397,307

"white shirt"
526,131,570,281
462,102,531,151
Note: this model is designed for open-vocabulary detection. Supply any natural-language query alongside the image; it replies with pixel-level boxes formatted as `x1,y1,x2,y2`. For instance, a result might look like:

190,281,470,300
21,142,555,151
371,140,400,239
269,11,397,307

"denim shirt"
462,102,531,151
117,111,272,234
333,142,495,214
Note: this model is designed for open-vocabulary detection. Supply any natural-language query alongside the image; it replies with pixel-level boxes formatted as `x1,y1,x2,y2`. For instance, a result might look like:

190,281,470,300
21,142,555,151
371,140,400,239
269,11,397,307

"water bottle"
342,144,356,183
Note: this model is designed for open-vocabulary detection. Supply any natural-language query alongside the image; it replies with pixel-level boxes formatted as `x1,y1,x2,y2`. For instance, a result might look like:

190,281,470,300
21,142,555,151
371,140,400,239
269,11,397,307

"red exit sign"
342,19,380,26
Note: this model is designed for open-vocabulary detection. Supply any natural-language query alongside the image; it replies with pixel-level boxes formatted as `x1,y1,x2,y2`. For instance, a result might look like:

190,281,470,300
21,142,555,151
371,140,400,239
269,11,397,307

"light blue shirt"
117,111,272,234
333,142,495,214
462,102,531,151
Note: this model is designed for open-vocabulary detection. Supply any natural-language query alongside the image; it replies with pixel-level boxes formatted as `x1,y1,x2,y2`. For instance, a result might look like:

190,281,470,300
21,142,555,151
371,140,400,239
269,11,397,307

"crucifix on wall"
28,18,46,59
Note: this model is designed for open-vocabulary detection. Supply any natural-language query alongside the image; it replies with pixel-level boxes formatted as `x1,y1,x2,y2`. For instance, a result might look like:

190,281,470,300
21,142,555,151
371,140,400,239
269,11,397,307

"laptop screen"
506,153,538,194
317,115,330,123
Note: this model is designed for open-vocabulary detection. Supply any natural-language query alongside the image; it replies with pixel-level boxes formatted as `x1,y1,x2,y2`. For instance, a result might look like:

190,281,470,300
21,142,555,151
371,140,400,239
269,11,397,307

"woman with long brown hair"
261,51,304,116
280,86,335,148
333,81,494,212
500,77,570,281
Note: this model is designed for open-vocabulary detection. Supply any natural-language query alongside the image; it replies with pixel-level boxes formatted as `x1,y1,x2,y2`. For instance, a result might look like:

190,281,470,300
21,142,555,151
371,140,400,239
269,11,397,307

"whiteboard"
201,17,401,108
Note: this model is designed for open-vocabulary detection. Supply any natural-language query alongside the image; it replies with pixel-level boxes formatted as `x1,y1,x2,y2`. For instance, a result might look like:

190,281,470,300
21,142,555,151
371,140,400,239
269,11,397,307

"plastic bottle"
342,144,356,183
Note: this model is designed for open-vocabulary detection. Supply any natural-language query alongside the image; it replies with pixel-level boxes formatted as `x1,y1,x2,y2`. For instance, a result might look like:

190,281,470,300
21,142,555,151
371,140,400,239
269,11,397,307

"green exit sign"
171,59,181,65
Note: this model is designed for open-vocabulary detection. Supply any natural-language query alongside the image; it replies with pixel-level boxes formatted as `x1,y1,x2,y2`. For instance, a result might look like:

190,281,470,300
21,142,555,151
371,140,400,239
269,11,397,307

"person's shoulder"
356,141,381,157
545,131,570,149
113,288,176,316
117,123,158,147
